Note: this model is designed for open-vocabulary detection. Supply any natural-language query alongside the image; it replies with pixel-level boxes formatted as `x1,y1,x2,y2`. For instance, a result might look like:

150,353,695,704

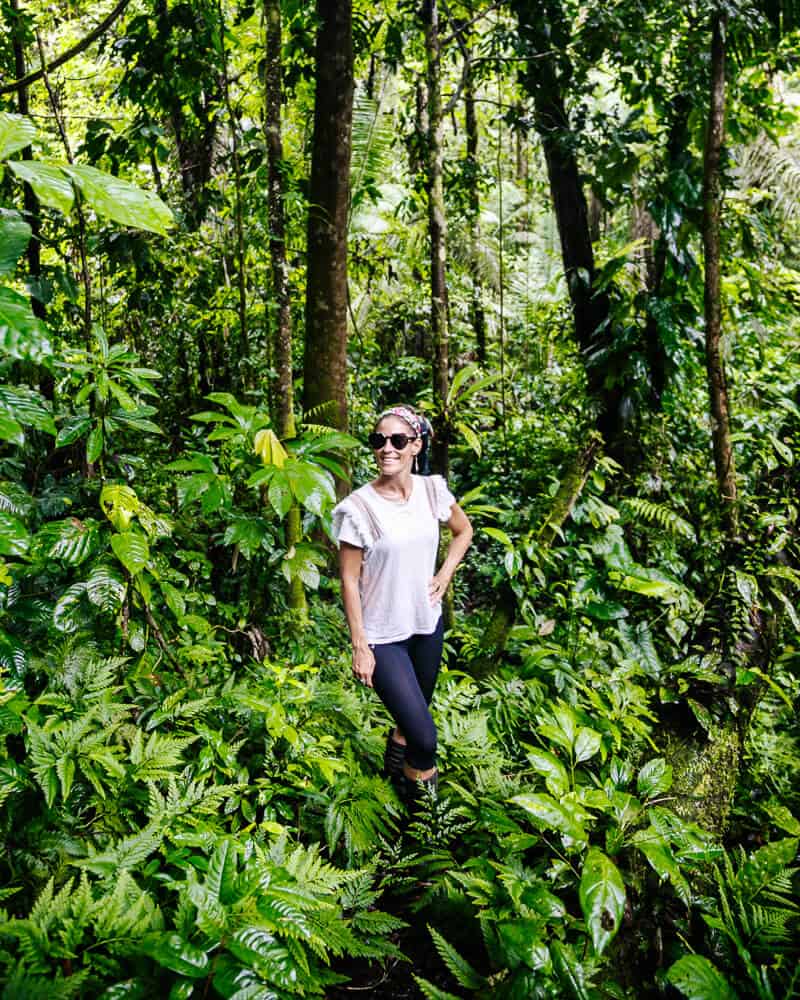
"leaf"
34,518,101,565
574,728,602,763
61,164,173,235
428,925,485,990
637,758,672,799
0,384,56,434
666,955,739,1000
86,422,104,463
482,526,513,548
7,160,75,214
267,470,292,518
525,746,569,797
0,209,31,277
56,413,93,446
579,847,626,956
0,112,37,160
53,582,88,632
0,413,24,446
111,532,150,575
284,459,335,517
631,828,691,905
0,287,52,362
139,933,209,979
254,428,287,467
0,512,29,556
512,792,586,843
85,563,127,613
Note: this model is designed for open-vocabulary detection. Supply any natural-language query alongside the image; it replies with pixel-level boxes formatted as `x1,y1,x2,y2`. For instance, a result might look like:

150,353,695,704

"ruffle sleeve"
331,499,369,549
431,475,456,521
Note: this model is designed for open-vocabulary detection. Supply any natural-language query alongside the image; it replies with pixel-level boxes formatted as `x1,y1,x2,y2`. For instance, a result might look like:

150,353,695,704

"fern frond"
428,925,486,990
413,977,464,1000
623,498,696,541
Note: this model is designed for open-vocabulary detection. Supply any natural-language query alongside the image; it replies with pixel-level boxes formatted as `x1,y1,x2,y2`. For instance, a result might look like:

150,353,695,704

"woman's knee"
405,720,437,770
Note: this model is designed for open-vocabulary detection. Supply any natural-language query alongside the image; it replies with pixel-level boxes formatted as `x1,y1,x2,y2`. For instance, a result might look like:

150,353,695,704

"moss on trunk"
662,722,740,836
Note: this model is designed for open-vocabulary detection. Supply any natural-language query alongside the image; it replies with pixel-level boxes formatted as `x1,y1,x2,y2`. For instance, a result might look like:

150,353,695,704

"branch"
0,0,131,96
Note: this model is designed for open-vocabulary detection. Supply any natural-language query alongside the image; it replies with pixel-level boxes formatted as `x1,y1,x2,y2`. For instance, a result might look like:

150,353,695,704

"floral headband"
379,406,427,438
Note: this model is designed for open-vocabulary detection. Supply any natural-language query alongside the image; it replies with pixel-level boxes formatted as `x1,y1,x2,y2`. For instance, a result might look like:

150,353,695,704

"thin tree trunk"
265,0,306,617
464,60,486,366
11,0,44,321
303,0,353,449
422,0,450,479
703,9,738,539
217,0,249,382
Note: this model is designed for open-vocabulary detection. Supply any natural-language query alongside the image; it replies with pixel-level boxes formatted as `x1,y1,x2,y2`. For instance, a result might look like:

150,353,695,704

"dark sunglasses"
368,431,418,450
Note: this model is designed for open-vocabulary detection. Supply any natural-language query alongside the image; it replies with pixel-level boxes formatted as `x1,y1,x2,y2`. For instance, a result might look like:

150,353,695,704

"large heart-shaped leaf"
0,287,52,362
0,209,31,277
62,164,173,235
111,532,150,575
579,847,626,956
0,113,37,160
7,160,75,214
0,512,29,556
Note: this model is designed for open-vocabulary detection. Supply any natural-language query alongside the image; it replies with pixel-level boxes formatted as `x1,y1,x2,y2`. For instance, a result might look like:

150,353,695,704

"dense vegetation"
1,0,799,997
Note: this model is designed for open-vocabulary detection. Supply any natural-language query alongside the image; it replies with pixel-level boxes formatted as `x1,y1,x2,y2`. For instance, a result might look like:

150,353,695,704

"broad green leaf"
267,470,292,518
619,574,682,600
160,580,186,619
456,420,482,457
7,160,75,214
284,459,335,516
574,727,602,763
254,427,287,467
111,532,149,575
0,512,29,556
631,828,691,905
512,792,586,843
666,955,739,1000
0,113,37,160
53,582,88,632
85,563,126,613
483,526,513,548
139,933,209,979
525,746,569,797
56,413,92,446
0,209,31,276
86,423,104,463
637,758,672,799
0,384,56,434
100,484,140,530
0,414,23,446
34,518,101,565
496,920,551,972
61,164,173,235
205,838,238,906
0,287,52,362
579,847,626,956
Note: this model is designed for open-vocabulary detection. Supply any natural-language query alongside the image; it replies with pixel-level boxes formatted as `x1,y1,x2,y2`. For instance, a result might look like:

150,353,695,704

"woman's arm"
430,503,474,604
339,541,376,686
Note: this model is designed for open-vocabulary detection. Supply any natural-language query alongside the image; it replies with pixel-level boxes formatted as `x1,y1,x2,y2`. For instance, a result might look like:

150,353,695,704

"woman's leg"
407,616,444,704
371,640,437,774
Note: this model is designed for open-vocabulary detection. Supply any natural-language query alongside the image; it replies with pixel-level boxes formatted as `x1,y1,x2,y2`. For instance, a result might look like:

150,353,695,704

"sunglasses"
368,432,418,450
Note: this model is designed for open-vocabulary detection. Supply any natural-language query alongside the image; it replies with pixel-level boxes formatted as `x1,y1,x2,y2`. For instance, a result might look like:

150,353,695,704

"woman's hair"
376,404,434,475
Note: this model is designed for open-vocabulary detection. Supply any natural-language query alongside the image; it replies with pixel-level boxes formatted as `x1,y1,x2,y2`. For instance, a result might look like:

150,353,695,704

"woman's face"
373,415,422,477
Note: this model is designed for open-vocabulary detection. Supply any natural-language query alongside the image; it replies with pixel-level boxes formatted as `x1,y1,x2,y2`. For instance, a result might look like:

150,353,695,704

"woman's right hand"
352,641,376,688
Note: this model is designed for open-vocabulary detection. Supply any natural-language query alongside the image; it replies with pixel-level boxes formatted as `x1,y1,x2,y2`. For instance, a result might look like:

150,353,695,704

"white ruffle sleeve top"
332,474,456,644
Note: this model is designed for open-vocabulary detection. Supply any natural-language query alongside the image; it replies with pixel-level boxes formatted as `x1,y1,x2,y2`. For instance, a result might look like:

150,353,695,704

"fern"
414,978,465,1000
428,925,487,991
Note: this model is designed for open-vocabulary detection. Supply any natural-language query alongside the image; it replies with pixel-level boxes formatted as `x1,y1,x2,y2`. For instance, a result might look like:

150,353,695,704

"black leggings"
370,617,444,771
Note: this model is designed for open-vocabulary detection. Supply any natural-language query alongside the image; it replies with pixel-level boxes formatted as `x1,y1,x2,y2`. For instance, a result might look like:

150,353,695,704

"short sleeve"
431,475,456,521
331,500,368,549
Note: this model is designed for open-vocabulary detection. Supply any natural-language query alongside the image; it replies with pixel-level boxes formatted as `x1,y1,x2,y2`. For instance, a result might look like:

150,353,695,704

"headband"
379,406,427,438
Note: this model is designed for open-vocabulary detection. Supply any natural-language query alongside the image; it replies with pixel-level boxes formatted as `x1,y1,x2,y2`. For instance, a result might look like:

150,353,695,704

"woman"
332,405,473,803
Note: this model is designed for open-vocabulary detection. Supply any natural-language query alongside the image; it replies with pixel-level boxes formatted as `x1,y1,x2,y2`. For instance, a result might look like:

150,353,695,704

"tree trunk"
703,9,738,540
464,60,486,366
512,1,621,447
422,0,450,480
10,0,44,321
217,0,248,383
265,0,306,618
302,0,353,446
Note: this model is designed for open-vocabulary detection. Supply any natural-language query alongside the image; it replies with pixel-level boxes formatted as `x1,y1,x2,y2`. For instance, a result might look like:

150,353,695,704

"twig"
0,0,131,95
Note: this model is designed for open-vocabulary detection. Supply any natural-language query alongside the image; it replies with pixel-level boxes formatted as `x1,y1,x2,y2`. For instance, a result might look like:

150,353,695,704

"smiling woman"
332,405,473,806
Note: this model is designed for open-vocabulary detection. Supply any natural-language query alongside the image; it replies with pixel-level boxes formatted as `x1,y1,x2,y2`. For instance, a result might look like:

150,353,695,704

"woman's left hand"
429,573,449,605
